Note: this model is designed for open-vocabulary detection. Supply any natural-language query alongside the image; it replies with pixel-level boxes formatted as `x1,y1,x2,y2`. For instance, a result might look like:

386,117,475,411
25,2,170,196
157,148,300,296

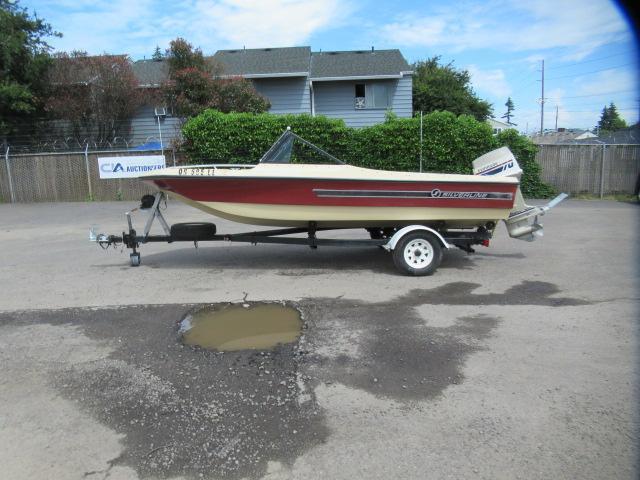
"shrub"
182,110,350,163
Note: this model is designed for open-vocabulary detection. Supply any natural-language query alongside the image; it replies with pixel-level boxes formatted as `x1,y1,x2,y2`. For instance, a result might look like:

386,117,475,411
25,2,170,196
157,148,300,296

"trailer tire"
130,252,141,267
170,222,217,241
392,231,442,276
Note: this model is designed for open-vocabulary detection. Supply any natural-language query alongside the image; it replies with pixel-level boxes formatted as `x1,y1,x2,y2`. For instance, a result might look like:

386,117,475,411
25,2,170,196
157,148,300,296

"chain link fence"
1,115,191,202
3,115,184,155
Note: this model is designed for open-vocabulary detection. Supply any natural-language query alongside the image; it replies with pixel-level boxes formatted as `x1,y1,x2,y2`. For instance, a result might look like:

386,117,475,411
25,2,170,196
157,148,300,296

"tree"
151,45,163,61
45,52,144,144
412,56,493,121
165,38,212,75
0,0,59,136
161,37,269,117
597,102,627,133
214,78,271,114
502,97,516,125
163,67,215,118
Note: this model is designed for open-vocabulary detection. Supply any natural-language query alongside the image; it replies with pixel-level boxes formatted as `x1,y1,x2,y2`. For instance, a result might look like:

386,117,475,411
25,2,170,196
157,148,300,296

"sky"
23,0,640,132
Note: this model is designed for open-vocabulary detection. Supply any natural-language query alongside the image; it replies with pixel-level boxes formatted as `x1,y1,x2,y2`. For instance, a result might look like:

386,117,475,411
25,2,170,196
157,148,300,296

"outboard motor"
473,147,568,242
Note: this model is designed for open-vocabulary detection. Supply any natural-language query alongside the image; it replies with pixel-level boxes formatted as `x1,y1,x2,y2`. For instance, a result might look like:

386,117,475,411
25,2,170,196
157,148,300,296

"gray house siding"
251,77,311,115
313,75,412,128
391,75,413,118
130,105,183,148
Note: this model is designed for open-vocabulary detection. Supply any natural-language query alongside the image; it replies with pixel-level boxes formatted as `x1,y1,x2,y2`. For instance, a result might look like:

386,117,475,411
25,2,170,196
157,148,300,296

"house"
130,46,413,142
310,49,413,127
213,46,413,128
211,46,312,116
487,118,513,135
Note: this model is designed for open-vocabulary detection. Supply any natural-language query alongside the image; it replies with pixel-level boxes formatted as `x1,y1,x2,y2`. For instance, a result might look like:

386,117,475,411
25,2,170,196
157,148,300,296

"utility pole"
555,105,559,131
540,59,545,135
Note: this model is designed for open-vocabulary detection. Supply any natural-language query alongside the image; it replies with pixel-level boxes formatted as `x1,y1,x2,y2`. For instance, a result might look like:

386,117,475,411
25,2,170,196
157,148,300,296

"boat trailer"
90,192,506,276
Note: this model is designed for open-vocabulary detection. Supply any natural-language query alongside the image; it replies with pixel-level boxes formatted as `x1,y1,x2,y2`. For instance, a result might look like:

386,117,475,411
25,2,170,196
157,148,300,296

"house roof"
530,129,595,144
213,46,311,77
487,118,513,129
130,46,412,85
310,49,411,80
559,125,640,144
132,59,170,86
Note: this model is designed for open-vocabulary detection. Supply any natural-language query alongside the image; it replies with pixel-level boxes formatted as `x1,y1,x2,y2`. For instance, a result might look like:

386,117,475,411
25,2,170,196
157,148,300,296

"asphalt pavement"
0,198,638,479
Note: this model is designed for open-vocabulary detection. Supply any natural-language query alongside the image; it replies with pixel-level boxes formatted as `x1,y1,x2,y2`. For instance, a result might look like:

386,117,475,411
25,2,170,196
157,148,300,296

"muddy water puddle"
179,303,302,351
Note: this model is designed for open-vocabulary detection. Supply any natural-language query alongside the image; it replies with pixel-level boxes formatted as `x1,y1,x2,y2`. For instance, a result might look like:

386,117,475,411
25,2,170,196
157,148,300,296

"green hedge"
182,111,351,163
181,110,554,197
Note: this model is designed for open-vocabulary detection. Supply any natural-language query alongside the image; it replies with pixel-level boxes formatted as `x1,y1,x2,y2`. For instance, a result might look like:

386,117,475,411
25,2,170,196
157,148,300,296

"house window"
354,83,391,109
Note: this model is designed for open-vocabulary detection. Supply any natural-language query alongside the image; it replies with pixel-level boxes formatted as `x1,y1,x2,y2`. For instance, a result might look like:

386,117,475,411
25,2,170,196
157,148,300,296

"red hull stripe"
150,177,517,209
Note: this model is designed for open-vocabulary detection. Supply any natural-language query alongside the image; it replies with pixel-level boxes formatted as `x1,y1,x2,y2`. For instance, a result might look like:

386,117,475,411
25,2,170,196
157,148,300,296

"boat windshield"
259,130,345,165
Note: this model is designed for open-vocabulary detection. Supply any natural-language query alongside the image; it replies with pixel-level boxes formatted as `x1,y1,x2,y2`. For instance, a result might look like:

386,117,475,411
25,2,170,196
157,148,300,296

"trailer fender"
383,226,451,252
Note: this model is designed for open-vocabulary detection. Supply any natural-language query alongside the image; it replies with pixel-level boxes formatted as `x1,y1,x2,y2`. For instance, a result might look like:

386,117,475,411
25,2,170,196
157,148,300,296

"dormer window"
354,82,391,109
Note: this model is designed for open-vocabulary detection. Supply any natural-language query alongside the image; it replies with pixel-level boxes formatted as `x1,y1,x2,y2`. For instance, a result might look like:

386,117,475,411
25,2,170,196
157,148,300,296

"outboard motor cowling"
473,147,568,241
472,147,523,179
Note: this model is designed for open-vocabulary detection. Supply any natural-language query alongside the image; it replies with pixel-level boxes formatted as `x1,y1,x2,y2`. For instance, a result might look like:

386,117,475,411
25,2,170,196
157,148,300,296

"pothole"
179,303,302,351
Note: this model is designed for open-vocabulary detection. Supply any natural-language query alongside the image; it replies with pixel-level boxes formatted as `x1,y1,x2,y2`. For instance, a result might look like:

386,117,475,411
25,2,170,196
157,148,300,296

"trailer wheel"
392,231,442,276
130,252,141,267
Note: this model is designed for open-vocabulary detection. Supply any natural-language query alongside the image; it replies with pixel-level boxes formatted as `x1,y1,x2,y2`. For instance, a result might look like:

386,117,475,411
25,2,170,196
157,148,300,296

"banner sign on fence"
98,155,166,179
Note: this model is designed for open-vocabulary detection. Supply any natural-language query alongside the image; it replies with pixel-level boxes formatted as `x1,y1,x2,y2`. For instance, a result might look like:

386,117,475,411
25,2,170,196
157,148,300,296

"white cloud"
380,0,630,57
573,69,638,97
44,0,160,56
40,0,353,57
192,0,352,49
467,65,511,99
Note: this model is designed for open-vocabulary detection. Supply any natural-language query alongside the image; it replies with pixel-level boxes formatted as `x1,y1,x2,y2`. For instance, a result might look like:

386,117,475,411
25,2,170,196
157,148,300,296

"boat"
140,129,529,231
92,129,566,275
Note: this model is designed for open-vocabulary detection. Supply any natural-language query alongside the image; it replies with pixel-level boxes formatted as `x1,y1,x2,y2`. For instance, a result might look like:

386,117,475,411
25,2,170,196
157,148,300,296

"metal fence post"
84,143,93,200
419,111,423,173
599,144,606,199
4,146,16,203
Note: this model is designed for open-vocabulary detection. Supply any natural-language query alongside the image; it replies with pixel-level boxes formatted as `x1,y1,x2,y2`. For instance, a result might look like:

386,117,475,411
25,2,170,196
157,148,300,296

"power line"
561,107,638,112
547,89,638,100
554,102,638,110
507,66,539,87
545,51,631,70
546,62,636,80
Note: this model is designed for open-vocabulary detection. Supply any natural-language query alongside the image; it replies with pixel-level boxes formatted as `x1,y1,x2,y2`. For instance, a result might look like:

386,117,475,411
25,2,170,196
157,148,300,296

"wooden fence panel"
535,144,640,195
604,145,640,194
0,150,182,202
